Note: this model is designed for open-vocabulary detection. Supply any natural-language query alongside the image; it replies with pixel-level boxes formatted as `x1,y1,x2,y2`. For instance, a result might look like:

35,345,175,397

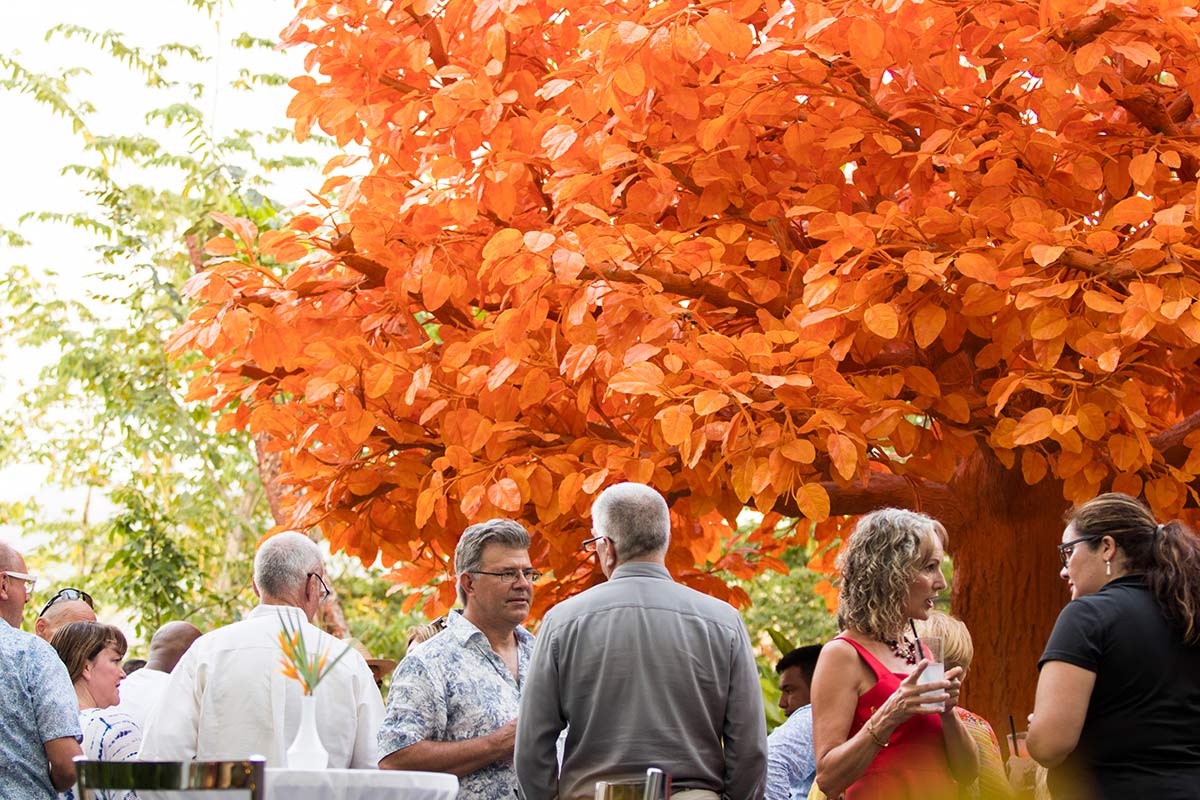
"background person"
811,508,977,800
767,644,823,800
0,541,82,797
35,587,97,643
1028,493,1200,799
115,620,202,727
50,620,140,800
777,644,823,717
916,611,1011,800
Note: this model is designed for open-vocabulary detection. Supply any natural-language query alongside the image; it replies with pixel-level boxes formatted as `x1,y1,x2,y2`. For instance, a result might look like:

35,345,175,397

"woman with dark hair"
1028,492,1200,799
811,508,978,799
50,621,140,799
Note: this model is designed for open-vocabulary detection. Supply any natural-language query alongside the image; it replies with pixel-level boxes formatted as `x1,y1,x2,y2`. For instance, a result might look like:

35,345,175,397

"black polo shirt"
1039,574,1200,799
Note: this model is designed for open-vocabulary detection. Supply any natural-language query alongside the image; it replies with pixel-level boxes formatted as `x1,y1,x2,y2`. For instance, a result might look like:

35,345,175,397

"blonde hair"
915,610,974,674
836,508,946,640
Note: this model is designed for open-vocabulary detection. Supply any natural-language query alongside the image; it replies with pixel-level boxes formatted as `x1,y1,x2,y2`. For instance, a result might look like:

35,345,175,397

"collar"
445,609,534,647
248,604,308,623
609,562,673,581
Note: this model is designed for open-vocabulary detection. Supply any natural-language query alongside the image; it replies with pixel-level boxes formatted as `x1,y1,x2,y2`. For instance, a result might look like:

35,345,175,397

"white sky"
0,0,320,552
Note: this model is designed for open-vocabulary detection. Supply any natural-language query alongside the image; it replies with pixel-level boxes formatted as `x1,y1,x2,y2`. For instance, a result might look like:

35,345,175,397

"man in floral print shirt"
379,519,538,800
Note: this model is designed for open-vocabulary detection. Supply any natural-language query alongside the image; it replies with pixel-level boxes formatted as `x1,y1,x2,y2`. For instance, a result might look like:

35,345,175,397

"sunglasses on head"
38,587,94,619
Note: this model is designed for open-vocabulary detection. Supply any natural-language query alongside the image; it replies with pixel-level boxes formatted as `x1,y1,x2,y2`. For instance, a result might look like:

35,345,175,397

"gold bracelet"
865,718,890,748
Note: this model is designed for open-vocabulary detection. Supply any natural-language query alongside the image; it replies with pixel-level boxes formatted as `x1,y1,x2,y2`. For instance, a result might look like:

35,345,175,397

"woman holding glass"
812,508,978,799
1028,493,1200,799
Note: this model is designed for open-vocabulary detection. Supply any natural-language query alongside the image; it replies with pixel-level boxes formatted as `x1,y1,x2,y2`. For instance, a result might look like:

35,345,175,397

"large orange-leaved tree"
168,0,1200,728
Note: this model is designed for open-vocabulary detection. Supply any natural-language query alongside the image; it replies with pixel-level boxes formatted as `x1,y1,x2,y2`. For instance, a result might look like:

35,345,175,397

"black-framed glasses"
38,587,94,618
308,572,332,604
1057,536,1100,568
581,535,608,553
470,568,542,584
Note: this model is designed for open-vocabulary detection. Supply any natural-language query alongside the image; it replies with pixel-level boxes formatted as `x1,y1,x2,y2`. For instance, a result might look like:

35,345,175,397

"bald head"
35,599,97,642
0,541,29,627
146,620,203,673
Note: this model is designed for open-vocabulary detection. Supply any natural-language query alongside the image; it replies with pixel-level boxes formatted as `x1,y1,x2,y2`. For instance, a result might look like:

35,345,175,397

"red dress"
838,635,959,800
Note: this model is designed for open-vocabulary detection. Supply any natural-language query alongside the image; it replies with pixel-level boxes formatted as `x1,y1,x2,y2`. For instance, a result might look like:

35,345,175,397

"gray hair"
0,540,18,571
453,519,531,605
591,482,670,562
254,531,323,599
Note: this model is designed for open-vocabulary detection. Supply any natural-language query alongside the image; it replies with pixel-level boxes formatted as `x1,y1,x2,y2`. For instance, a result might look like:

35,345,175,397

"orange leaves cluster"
172,0,1200,613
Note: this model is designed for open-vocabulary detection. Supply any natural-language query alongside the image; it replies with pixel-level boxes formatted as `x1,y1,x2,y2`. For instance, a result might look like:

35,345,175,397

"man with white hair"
379,518,538,800
515,483,768,800
141,531,383,767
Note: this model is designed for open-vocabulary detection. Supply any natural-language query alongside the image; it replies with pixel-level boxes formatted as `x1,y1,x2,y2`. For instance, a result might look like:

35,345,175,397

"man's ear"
35,616,48,638
251,578,262,599
458,572,473,603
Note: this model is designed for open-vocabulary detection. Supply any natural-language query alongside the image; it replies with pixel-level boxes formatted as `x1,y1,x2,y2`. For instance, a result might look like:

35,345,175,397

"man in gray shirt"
515,483,767,800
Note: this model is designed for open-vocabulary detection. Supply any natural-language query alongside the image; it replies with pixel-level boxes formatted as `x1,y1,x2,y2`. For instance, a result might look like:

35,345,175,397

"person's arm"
380,720,516,775
514,616,564,800
723,620,769,800
45,736,83,791
349,654,385,768
936,670,979,785
1027,661,1095,768
813,643,950,798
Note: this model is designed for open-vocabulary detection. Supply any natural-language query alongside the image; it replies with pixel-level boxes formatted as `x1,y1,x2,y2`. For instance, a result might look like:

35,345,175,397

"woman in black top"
1028,493,1200,799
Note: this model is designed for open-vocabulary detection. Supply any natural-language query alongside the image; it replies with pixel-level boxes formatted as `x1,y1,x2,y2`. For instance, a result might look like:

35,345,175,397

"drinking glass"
915,635,945,711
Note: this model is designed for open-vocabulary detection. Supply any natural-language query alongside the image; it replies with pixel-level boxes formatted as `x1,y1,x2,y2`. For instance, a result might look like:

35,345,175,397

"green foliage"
0,2,333,638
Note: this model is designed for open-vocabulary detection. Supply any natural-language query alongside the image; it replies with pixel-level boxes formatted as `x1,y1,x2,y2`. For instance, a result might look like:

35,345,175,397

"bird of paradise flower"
277,611,355,695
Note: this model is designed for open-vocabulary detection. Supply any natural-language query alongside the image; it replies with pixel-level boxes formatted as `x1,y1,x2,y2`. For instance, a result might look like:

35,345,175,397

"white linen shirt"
140,604,383,768
114,667,170,729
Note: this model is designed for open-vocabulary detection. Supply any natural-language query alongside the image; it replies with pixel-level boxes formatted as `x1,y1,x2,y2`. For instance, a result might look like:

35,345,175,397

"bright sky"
0,0,319,551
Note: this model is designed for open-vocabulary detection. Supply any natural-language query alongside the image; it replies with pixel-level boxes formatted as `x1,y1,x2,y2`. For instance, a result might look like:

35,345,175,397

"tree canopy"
173,0,1200,622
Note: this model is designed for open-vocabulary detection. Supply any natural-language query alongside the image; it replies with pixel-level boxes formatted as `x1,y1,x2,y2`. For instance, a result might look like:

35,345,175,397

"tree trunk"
947,449,1070,747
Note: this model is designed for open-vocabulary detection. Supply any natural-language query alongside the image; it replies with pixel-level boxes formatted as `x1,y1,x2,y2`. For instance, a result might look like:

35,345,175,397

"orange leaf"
487,478,523,512
793,483,831,522
482,228,524,261
827,433,858,480
863,304,899,339
658,405,693,447
1012,408,1054,446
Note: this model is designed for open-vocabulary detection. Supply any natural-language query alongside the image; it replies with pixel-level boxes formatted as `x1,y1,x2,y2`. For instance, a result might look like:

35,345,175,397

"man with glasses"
34,586,97,643
141,531,383,767
380,518,538,800
0,540,84,797
516,483,768,800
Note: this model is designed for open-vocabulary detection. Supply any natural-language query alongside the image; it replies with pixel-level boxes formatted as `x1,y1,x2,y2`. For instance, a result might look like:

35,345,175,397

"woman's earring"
1105,559,1112,576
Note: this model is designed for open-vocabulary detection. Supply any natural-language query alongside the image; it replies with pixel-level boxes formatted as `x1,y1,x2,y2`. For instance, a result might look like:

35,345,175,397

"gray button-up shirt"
515,562,767,800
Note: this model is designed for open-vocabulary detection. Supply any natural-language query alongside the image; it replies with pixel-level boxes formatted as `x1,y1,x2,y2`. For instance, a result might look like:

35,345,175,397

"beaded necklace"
883,634,919,665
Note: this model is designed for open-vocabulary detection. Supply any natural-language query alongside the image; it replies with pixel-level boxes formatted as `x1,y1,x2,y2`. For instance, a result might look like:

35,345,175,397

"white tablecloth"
264,768,458,800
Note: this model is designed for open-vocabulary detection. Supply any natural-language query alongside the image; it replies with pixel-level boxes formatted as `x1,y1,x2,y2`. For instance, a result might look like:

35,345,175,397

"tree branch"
1152,410,1200,467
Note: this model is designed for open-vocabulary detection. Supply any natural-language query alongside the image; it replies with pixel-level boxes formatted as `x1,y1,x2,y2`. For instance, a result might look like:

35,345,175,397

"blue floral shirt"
379,610,534,800
0,617,83,800
766,705,816,800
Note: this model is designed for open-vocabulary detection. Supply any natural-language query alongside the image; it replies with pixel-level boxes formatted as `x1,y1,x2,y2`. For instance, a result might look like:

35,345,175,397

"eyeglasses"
470,568,542,584
1,570,37,592
581,536,608,553
308,572,332,604
1057,536,1100,568
38,587,94,618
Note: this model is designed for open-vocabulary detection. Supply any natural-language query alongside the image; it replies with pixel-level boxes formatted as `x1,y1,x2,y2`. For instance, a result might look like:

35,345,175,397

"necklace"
883,634,918,665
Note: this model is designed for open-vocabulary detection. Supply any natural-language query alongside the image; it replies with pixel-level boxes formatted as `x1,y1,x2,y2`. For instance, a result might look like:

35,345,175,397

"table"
264,768,458,800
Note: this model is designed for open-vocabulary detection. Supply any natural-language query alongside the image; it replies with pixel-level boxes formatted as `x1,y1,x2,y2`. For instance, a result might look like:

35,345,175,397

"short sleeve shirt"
1039,575,1200,799
60,708,141,800
0,618,83,800
765,705,815,800
379,610,534,800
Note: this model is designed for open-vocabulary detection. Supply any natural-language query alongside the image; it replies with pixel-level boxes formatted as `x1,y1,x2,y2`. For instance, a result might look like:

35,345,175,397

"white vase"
286,693,329,769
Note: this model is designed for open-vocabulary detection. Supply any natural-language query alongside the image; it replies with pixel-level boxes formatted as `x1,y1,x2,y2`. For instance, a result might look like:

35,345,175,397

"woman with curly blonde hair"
811,508,978,799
